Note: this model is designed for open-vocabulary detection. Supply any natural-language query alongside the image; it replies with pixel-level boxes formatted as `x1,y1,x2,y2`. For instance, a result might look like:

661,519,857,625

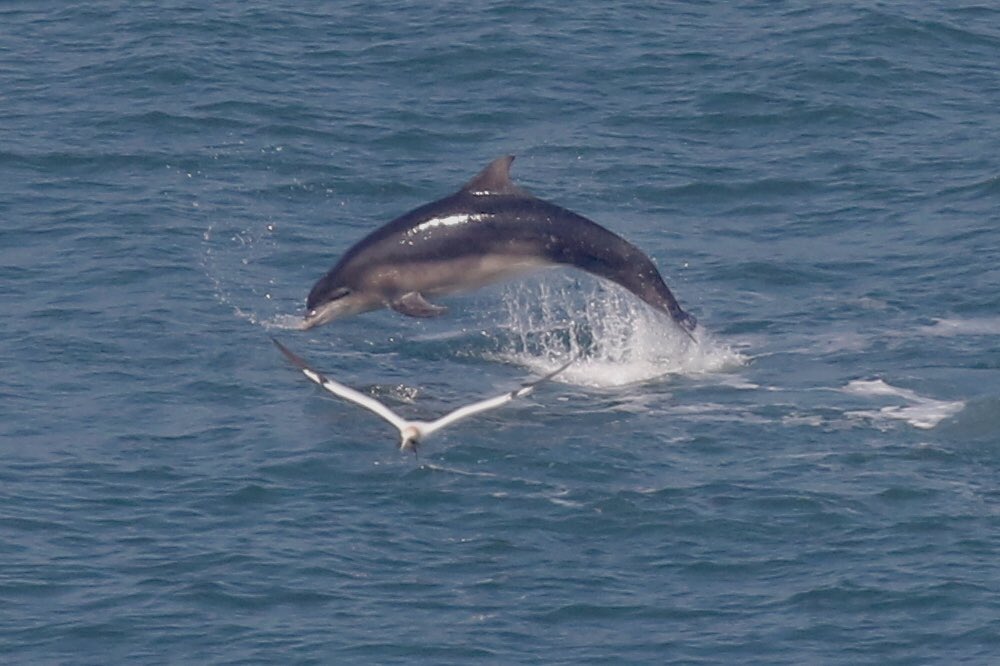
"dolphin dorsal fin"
461,155,524,196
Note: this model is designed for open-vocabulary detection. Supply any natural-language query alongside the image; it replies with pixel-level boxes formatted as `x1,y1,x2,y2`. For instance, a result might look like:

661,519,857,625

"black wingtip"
540,356,576,383
515,355,577,396
272,337,309,371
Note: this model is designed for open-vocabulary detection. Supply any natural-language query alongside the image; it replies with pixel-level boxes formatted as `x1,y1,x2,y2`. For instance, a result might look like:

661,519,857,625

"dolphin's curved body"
304,156,696,334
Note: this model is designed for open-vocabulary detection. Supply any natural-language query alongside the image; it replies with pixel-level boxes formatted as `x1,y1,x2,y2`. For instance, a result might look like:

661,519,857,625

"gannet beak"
400,425,422,456
399,428,420,454
400,435,419,456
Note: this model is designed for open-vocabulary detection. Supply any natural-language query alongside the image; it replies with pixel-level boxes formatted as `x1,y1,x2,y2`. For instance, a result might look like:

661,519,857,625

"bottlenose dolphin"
304,156,697,335
273,338,574,454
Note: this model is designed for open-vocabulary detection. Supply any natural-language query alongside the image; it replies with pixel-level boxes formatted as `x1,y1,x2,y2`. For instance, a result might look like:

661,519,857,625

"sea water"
2,2,999,663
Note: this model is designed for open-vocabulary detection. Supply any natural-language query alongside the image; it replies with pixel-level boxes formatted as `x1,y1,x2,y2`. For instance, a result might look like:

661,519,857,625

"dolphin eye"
328,287,351,300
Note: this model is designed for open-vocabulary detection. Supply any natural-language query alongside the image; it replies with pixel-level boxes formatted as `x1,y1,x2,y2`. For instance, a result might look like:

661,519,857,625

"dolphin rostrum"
304,156,697,335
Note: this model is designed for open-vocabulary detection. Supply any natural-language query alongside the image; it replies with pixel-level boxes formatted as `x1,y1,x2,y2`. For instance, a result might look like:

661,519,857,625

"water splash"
486,277,746,387
201,220,304,330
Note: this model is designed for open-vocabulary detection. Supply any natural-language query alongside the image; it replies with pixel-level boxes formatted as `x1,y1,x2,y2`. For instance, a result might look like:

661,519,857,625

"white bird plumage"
273,338,573,453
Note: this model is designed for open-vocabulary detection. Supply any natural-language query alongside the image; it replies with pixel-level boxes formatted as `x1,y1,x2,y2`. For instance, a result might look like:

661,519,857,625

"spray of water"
487,276,745,387
202,220,304,330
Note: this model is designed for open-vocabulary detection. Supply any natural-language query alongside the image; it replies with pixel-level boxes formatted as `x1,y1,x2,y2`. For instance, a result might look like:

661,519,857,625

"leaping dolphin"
304,156,697,336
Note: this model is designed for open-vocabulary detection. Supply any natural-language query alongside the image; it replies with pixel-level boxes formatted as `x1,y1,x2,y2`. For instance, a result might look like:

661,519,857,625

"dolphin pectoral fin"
390,292,448,318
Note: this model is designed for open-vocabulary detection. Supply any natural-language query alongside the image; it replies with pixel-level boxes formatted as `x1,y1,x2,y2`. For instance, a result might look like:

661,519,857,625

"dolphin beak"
301,288,375,330
300,310,324,330
301,301,342,330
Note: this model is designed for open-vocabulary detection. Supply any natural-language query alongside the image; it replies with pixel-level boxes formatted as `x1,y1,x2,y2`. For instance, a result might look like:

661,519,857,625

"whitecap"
842,379,965,430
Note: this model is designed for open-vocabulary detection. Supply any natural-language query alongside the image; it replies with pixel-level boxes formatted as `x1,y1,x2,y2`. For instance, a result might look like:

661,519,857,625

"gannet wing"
272,338,409,433
422,358,575,438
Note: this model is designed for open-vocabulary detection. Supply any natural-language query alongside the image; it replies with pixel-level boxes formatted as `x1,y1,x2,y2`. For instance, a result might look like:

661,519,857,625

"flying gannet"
273,338,573,453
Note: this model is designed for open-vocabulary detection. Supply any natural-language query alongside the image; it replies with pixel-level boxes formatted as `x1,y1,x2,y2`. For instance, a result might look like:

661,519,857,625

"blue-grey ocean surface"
2,2,999,664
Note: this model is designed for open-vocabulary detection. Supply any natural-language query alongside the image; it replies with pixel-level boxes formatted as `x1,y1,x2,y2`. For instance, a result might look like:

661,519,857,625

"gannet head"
400,425,422,454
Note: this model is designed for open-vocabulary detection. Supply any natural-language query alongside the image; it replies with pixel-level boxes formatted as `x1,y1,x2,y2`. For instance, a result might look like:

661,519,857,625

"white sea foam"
842,379,965,430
